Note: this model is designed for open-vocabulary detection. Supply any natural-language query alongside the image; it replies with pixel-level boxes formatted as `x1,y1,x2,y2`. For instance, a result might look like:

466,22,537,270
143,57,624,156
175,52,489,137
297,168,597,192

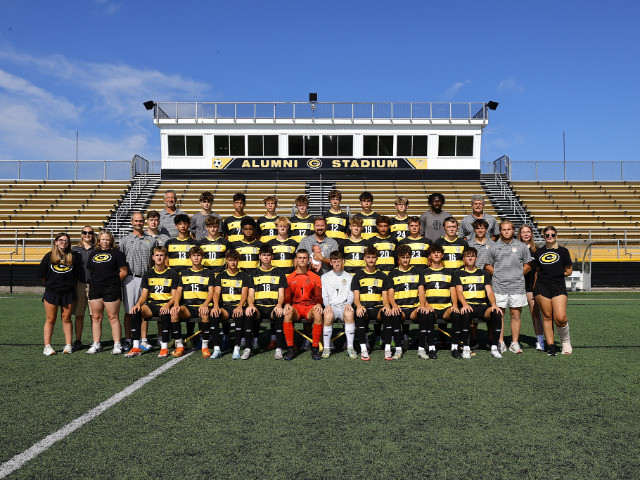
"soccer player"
290,195,314,244
390,196,410,240
268,216,297,275
351,246,392,361
419,192,452,241
321,251,356,358
340,216,370,274
434,217,468,269
386,243,423,360
190,191,223,241
323,189,349,240
165,214,198,274
369,215,397,274
257,195,279,242
211,249,251,360
353,191,379,240
231,217,262,271
199,215,231,275
245,244,287,359
398,216,431,271
418,244,462,359
223,192,251,243
455,247,503,359
283,249,324,361
169,246,215,358
125,247,179,358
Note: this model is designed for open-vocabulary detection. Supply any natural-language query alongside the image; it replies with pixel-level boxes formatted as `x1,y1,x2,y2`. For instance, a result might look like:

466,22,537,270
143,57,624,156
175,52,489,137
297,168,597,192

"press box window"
396,136,428,156
322,135,353,156
288,135,319,156
214,135,245,156
363,135,393,156
438,135,474,156
168,135,203,156
248,135,279,156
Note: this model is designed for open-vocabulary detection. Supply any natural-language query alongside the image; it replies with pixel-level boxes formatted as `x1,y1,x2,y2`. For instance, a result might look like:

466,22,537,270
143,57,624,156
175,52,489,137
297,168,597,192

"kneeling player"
455,247,503,359
126,246,179,358
351,246,392,361
170,246,214,358
418,244,462,359
211,249,250,360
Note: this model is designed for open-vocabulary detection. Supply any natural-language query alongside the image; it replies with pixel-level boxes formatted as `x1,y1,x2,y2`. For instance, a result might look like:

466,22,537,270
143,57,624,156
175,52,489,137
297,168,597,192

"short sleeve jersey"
38,251,82,293
486,239,532,294
398,236,432,271
434,236,468,269
369,235,398,272
339,237,370,273
290,214,314,244
199,237,231,274
267,238,298,274
533,246,572,287
388,266,422,309
351,268,390,308
88,248,127,287
214,269,250,308
257,215,279,243
390,216,409,240
455,268,491,306
422,266,455,310
178,267,215,308
223,215,250,243
141,267,179,307
165,237,198,274
250,267,287,308
353,212,379,240
323,209,349,240
286,270,323,307
231,239,262,271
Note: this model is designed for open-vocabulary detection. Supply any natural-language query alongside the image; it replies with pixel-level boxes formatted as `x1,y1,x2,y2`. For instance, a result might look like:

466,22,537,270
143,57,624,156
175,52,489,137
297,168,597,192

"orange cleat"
157,348,169,358
172,347,185,358
201,348,212,359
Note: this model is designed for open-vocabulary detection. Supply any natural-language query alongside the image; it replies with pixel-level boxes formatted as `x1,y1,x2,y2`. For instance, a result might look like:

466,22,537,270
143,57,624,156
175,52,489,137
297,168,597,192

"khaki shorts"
74,282,92,316
495,293,528,309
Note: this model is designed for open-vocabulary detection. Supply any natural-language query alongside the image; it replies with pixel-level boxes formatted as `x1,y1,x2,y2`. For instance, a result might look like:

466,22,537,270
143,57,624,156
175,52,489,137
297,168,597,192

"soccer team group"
39,188,574,361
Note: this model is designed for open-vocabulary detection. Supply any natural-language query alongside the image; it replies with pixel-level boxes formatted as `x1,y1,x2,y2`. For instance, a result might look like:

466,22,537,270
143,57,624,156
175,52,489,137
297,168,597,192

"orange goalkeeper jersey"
286,270,322,306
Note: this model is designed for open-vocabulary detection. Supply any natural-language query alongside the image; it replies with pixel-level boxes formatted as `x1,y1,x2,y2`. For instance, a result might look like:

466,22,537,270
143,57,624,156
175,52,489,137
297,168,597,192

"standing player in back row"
340,216,369,274
323,189,350,240
398,216,432,271
257,195,279,243
290,195,314,244
390,196,410,240
353,191,379,240
223,193,251,243
434,217,468,270
267,217,297,275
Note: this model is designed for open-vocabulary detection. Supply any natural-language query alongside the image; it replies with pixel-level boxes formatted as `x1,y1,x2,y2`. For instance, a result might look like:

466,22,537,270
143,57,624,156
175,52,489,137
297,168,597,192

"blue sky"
0,0,637,169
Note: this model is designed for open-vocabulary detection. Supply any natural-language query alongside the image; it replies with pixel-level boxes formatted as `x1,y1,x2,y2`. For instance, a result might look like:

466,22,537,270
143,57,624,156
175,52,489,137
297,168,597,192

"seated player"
223,192,251,243
351,246,392,361
211,249,250,360
283,249,324,361
353,191,379,240
434,217,468,269
455,247,503,359
418,244,462,359
340,216,369,274
257,195,279,243
290,195,314,244
386,244,424,360
398,216,431,271
323,189,349,240
169,246,214,358
232,217,262,272
390,196,410,240
244,244,287,360
125,246,179,358
321,251,356,359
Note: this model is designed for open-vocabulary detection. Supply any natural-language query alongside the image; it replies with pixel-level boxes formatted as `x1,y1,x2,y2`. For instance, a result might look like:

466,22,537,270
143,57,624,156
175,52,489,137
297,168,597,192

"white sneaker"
322,347,331,359
561,343,573,355
232,346,241,359
86,342,102,354
43,345,56,356
240,348,251,360
140,340,153,351
498,342,507,353
346,346,358,359
112,342,122,355
62,344,73,354
462,346,471,359
509,342,523,354
491,346,503,359
392,348,403,360
418,349,429,359
274,348,283,360
535,341,544,351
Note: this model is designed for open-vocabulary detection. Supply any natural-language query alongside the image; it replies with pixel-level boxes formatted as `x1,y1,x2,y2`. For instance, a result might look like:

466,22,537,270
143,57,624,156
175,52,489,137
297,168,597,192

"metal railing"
482,159,640,182
0,157,160,180
154,101,490,122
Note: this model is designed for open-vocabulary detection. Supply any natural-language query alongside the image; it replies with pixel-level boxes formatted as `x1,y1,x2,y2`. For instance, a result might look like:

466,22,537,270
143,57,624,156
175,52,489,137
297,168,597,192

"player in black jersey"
434,217,468,270
211,249,250,360
398,216,432,271
169,246,215,358
353,191,379,240
231,217,262,272
290,195,314,243
390,196,410,240
370,216,397,273
323,189,349,240
257,195,279,243
455,247,503,359
223,192,252,243
268,216,297,275
199,215,230,275
244,244,287,360
125,247,179,358
165,214,198,274
339,216,369,274
351,246,392,361
418,243,462,359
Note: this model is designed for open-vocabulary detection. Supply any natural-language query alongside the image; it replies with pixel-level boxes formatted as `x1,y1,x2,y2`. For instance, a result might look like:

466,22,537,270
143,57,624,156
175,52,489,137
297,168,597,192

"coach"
159,190,186,238
297,216,339,275
459,195,500,241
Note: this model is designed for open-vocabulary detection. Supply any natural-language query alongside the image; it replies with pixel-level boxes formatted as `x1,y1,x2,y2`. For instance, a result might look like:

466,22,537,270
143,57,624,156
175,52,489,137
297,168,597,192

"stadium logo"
307,159,322,169
51,264,73,273
92,253,112,263
540,252,560,264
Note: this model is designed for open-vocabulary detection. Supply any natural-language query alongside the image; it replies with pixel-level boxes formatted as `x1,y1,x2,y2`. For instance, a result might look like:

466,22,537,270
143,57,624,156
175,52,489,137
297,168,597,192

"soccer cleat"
451,348,462,359
72,340,82,352
112,342,122,355
283,347,296,361
535,341,544,351
462,346,471,359
322,347,331,359
86,342,102,354
274,348,283,360
490,346,503,359
122,340,132,353
232,346,241,360
509,342,523,354
392,349,403,360
417,349,429,360
140,340,153,352
311,347,322,360
266,339,277,351
157,348,170,358
211,349,222,359
547,344,558,356
43,345,56,356
346,346,358,359
428,349,438,360
124,347,142,358
201,348,212,359
240,348,251,360
498,342,507,354
384,350,393,361
172,347,185,358
361,350,370,361
62,344,73,354
561,343,573,355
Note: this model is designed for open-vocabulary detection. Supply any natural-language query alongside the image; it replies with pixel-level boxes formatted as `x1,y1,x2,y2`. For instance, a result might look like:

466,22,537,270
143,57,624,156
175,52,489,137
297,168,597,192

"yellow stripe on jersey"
392,274,420,285
252,274,281,285
183,290,209,300
425,288,451,298
254,290,279,301
344,245,367,253
459,275,485,284
221,278,243,288
359,277,385,288
423,273,452,283
181,275,209,285
148,278,173,286
149,292,172,302
463,291,487,301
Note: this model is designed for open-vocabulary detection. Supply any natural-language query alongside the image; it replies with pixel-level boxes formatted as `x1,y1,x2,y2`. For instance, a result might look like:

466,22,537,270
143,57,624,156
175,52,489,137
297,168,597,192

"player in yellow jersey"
257,195,279,242
323,189,349,240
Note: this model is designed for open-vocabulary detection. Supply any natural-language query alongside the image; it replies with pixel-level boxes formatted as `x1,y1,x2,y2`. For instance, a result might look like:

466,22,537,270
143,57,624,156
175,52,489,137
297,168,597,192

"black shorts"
357,307,382,322
89,283,121,302
401,307,417,322
433,308,449,320
42,290,76,307
466,304,490,320
254,306,275,320
185,305,208,321
534,282,567,299
214,305,240,320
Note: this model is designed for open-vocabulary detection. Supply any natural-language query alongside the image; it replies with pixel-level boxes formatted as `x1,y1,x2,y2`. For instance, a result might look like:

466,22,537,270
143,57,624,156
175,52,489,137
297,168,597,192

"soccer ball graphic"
213,159,223,168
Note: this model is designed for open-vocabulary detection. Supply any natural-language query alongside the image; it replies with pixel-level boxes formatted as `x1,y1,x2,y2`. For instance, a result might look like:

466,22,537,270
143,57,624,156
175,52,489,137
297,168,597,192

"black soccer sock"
403,323,410,337
450,312,462,348
418,311,428,349
374,322,382,339
209,318,220,348
461,312,472,347
172,321,182,341
130,312,142,342
382,314,394,346
490,310,502,347
270,319,276,337
222,322,231,337
185,321,194,337
393,314,404,346
234,315,244,347
253,317,261,342
274,314,284,348
160,314,171,343
425,311,437,347
245,315,254,347
199,322,210,342
355,314,368,345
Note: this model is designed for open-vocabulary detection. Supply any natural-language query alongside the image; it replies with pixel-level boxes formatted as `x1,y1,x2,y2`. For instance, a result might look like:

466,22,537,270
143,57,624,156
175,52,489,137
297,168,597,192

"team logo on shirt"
540,252,560,264
51,264,73,273
342,278,347,285
92,253,112,263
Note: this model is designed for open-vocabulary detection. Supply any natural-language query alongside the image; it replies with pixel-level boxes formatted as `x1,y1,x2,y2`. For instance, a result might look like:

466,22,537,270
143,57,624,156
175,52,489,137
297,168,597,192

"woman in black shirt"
87,230,128,355
38,233,82,355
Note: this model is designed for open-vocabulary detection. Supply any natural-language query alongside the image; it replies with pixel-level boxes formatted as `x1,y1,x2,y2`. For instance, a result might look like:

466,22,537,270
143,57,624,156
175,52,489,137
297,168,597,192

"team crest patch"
235,280,242,288
342,278,347,285
93,253,112,263
511,247,518,253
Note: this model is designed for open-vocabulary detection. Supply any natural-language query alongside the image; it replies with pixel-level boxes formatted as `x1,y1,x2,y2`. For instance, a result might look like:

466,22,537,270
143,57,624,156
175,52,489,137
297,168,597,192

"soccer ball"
213,159,223,168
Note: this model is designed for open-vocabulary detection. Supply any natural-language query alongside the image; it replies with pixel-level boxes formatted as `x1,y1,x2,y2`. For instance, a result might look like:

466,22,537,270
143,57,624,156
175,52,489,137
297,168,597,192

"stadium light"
487,101,499,110
143,100,155,110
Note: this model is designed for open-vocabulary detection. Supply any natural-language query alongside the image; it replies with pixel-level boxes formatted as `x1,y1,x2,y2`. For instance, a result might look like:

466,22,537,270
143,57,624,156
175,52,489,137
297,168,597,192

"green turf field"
1,292,639,479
